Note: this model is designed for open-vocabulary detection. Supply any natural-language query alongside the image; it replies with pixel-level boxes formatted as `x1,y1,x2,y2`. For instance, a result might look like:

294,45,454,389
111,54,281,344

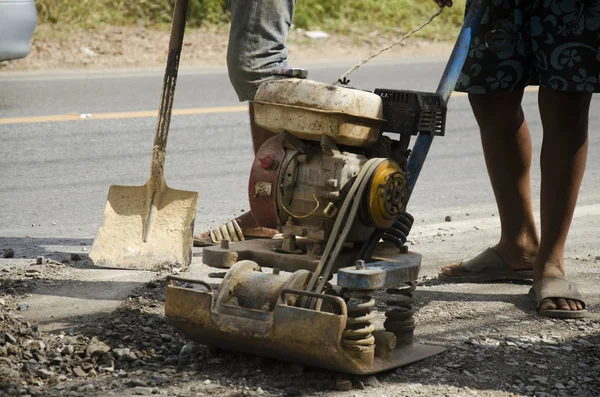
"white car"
0,0,37,61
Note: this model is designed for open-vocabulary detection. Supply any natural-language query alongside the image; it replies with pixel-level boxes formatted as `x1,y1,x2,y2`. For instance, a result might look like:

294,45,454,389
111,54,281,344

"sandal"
438,248,534,283
528,277,588,319
193,219,245,247
193,219,278,247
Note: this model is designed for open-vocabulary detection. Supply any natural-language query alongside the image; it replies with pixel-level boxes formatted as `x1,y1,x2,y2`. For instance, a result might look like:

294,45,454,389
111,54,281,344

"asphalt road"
1,59,599,244
1,59,600,277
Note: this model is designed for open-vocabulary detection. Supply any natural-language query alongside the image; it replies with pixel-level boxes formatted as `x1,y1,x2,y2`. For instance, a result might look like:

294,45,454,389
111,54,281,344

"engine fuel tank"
252,78,384,148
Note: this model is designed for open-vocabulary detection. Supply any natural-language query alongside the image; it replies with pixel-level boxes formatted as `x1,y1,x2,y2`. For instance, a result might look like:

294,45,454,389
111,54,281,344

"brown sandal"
438,248,534,283
193,219,245,247
193,219,278,247
529,277,588,319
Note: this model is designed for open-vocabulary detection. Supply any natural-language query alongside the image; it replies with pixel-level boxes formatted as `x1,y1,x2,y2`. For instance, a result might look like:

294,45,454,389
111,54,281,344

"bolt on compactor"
166,0,486,375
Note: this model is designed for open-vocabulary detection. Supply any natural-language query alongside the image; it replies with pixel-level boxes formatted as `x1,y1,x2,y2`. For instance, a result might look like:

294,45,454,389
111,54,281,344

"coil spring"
359,211,415,261
315,274,337,311
342,290,376,348
384,282,416,344
317,273,335,292
382,212,414,249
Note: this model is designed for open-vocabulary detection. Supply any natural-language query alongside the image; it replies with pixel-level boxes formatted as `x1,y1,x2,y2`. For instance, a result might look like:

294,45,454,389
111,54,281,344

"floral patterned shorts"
455,0,600,94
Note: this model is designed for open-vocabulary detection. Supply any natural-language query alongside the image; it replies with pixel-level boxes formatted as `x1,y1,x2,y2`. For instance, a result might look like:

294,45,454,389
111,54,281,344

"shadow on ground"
416,289,534,314
0,237,94,268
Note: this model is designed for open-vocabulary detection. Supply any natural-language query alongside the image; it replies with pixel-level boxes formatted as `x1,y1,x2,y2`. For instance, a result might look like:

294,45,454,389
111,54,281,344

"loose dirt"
0,25,454,72
1,245,598,397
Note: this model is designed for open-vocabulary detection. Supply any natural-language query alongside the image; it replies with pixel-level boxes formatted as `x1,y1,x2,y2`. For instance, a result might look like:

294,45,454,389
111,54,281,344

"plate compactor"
165,0,486,375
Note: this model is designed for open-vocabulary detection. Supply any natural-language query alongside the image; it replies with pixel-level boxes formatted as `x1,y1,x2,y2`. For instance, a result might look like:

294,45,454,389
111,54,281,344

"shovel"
89,0,198,271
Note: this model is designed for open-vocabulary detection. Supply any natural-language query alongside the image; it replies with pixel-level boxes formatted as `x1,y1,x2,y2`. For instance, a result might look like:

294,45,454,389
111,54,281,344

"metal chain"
335,7,445,85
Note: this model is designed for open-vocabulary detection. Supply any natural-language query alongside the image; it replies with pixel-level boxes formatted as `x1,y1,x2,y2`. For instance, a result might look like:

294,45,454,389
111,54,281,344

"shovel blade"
90,183,198,270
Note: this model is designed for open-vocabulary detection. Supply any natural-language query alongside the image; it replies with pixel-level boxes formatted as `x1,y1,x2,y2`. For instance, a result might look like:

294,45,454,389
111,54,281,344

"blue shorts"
456,0,600,94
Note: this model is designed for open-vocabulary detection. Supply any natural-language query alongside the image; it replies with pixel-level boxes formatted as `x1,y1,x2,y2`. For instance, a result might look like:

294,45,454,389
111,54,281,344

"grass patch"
36,0,229,27
36,0,466,40
294,0,466,40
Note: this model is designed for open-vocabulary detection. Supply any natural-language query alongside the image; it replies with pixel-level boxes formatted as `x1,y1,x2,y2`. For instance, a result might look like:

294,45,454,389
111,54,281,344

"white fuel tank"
253,78,383,148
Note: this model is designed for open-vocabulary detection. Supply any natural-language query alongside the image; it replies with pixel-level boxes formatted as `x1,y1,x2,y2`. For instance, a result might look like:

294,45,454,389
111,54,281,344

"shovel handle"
150,0,189,184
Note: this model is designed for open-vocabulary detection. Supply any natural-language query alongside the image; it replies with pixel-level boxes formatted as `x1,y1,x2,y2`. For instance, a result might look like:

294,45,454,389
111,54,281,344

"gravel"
1,250,599,396
0,272,597,397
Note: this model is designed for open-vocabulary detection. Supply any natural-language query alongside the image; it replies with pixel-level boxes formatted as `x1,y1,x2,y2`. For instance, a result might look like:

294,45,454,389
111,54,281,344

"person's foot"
234,211,279,238
534,259,585,313
193,212,278,247
440,242,537,278
538,292,584,312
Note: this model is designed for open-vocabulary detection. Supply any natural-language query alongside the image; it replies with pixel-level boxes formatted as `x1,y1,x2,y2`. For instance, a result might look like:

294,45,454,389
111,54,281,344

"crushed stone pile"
1,274,599,397
0,281,203,397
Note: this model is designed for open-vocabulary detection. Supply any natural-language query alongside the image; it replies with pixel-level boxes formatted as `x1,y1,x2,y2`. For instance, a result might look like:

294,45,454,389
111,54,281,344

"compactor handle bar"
406,0,487,199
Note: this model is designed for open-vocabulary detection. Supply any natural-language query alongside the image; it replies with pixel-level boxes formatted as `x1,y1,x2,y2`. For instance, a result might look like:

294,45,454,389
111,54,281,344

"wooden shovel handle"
150,0,189,184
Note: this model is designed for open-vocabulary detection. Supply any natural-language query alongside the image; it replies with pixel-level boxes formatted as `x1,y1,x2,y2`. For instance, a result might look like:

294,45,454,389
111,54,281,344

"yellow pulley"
365,159,408,229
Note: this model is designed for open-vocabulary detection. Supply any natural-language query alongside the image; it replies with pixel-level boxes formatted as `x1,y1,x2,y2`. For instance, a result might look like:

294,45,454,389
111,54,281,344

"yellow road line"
0,86,540,126
0,105,248,125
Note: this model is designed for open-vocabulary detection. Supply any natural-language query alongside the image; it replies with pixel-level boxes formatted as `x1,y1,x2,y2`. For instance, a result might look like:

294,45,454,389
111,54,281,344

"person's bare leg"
442,90,539,277
235,102,277,237
534,87,590,312
196,0,294,245
194,103,276,244
249,102,274,154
